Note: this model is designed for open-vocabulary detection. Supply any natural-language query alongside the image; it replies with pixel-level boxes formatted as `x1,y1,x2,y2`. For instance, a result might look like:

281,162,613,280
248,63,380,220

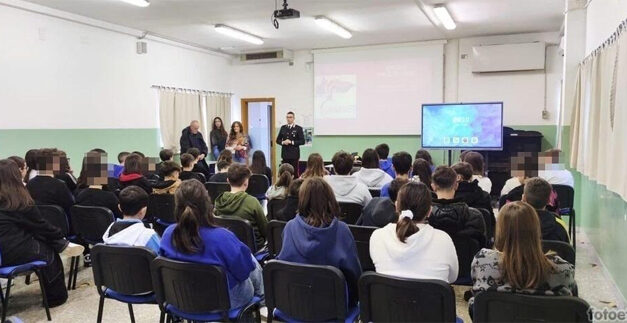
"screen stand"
447,150,453,166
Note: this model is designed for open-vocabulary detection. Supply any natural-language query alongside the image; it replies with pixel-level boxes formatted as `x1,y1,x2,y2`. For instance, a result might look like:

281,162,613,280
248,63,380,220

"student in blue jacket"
159,179,264,309
277,177,362,306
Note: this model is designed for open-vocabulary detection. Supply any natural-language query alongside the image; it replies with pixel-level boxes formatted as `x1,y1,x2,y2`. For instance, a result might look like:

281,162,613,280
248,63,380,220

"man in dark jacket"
275,112,305,177
180,120,209,171
522,177,570,243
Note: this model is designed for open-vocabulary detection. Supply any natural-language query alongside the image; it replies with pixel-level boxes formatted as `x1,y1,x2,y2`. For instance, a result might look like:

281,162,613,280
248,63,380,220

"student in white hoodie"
325,151,372,207
353,148,393,189
370,181,458,283
102,186,160,253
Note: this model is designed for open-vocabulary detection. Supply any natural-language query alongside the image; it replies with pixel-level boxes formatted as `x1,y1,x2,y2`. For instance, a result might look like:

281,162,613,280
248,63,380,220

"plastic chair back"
214,216,257,252
37,205,69,236
338,202,363,225
147,194,176,224
347,225,376,272
70,205,115,245
369,189,381,197
552,185,575,210
452,235,481,284
204,182,231,202
92,244,156,295
267,220,287,258
246,174,270,199
542,240,576,266
267,198,289,221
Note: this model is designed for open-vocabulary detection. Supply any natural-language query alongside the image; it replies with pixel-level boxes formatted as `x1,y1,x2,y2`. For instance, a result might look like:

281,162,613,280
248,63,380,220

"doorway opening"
241,98,276,180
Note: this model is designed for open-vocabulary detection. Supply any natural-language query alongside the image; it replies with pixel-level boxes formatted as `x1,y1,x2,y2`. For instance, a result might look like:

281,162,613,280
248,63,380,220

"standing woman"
226,121,251,164
210,117,228,160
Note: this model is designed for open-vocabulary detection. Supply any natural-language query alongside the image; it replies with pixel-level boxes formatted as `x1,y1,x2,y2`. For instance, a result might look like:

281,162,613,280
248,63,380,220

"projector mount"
272,0,300,29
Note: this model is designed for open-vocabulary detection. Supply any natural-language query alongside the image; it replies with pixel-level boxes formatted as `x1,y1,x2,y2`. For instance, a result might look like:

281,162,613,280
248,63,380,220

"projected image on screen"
421,102,503,150
315,74,357,119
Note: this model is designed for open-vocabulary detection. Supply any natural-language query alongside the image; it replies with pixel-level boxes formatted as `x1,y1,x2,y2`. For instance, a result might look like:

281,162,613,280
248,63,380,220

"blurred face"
286,113,295,124
214,119,222,128
190,122,200,134
234,123,241,133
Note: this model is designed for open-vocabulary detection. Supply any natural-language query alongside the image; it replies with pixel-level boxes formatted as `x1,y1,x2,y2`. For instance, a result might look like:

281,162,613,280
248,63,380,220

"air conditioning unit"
237,49,293,64
471,42,546,73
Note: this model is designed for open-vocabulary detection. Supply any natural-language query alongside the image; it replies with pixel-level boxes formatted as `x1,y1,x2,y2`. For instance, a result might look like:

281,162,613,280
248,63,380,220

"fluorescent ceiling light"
214,24,264,45
433,5,456,30
119,0,150,7
315,16,352,39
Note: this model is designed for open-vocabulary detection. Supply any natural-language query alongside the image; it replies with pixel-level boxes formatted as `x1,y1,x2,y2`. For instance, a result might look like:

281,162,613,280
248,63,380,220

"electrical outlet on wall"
542,110,549,119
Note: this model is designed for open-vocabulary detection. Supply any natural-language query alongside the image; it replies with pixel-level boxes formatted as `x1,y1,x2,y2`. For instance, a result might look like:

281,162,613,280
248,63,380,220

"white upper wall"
0,3,231,130
586,0,627,55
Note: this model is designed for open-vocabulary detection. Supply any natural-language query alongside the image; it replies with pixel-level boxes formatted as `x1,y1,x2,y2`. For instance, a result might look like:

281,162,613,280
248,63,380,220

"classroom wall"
0,3,231,170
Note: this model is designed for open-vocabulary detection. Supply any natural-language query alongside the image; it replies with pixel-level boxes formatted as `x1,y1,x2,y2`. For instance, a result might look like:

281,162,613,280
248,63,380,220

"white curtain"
570,23,627,200
158,90,203,153
206,93,232,132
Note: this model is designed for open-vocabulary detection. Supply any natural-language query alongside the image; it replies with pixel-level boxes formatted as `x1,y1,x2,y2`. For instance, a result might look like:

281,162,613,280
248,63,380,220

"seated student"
75,151,122,218
102,186,160,252
267,163,294,200
370,182,458,282
7,156,27,185
26,148,75,216
278,177,362,307
380,151,412,198
522,178,569,243
357,178,408,227
55,150,77,192
178,153,206,182
538,149,574,187
118,153,153,194
415,149,436,173
25,149,39,182
324,151,372,207
280,178,303,222
159,180,264,309
152,161,182,194
300,153,328,179
113,151,130,179
469,201,575,315
353,148,393,189
156,149,174,177
463,151,492,194
375,143,395,178
187,148,211,179
410,158,433,190
214,164,268,249
0,159,84,307
250,150,273,185
208,160,231,183
452,162,492,213
430,166,486,247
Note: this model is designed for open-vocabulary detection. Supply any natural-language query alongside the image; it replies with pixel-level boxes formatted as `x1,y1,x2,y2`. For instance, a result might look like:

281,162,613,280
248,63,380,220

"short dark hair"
391,151,412,175
160,161,181,177
227,164,251,187
187,148,201,158
159,149,174,162
432,166,457,190
35,148,61,172
180,153,195,168
388,178,409,202
415,149,433,166
7,156,25,170
91,148,107,154
523,177,552,209
287,111,295,116
332,151,354,175
451,162,473,181
361,149,380,169
288,178,304,197
117,151,130,163
375,144,390,159
131,151,145,158
463,151,485,175
119,186,149,216
123,154,143,175
217,160,231,171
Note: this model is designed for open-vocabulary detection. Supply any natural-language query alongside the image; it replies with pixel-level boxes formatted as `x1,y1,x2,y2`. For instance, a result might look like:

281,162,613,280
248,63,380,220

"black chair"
246,174,270,202
553,184,577,250
91,245,160,323
338,202,363,225
368,189,381,198
151,257,262,322
347,225,376,272
476,208,496,247
542,240,576,266
263,260,359,323
195,172,207,183
37,205,79,290
452,235,482,285
267,199,288,221
266,220,287,258
473,291,591,322
359,272,458,323
70,205,115,289
205,182,231,202
0,251,51,322
147,194,176,235
214,216,268,262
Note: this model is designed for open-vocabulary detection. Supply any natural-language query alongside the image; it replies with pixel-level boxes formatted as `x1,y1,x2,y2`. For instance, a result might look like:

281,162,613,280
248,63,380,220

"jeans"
229,256,264,309
212,146,221,160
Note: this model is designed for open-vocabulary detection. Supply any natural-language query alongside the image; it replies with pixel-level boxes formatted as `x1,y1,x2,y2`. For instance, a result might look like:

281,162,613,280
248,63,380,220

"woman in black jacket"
210,117,228,160
118,154,153,194
0,159,84,307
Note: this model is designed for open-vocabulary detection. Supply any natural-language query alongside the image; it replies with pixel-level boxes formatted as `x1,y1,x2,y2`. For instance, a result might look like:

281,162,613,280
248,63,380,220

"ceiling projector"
272,0,300,29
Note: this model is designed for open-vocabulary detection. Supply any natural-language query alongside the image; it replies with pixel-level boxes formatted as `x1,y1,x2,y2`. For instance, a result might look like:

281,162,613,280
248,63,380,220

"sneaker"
60,242,85,258
83,253,92,268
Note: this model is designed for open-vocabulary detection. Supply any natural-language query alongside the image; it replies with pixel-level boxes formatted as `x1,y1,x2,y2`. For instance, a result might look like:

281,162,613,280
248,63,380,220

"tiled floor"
5,228,624,322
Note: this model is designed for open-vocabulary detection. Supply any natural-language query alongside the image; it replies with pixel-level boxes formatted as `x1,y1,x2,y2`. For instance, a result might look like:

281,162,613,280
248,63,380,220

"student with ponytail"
159,179,264,309
370,181,458,283
266,163,294,200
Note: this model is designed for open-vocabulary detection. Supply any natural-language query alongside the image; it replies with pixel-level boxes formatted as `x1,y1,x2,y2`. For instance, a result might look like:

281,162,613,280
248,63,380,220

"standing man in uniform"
276,111,305,177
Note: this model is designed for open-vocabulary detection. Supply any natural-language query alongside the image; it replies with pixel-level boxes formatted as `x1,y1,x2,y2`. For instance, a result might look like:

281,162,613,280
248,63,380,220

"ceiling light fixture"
214,24,264,45
432,5,456,30
315,16,352,39
118,0,150,7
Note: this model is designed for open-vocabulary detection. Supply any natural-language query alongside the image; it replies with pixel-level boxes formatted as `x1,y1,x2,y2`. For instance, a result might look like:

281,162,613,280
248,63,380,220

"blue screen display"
421,102,503,150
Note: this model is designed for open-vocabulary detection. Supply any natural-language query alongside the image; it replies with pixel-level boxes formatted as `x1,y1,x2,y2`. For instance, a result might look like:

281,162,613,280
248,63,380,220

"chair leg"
96,294,105,323
25,274,31,285
71,256,79,289
572,210,577,252
267,307,274,323
128,303,135,323
67,256,75,290
159,311,165,323
1,277,13,323
34,270,51,321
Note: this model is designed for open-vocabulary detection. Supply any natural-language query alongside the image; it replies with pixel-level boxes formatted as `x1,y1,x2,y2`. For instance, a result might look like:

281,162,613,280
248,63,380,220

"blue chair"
0,252,51,322
91,244,160,323
150,257,262,322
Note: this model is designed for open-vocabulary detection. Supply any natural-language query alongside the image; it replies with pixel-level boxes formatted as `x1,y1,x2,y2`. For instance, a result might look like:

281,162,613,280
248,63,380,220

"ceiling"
22,0,565,53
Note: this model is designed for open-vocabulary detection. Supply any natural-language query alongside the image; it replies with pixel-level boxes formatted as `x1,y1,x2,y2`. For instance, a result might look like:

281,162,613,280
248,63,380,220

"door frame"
240,98,277,181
